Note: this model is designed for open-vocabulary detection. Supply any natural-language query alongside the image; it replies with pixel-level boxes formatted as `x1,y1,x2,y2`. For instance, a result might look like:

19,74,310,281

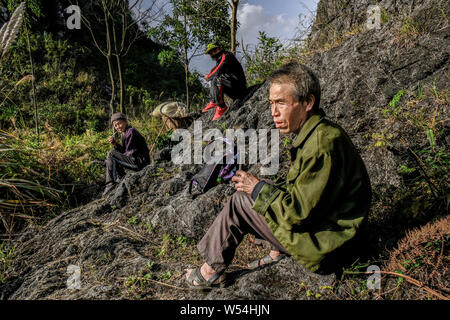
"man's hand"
232,170,259,195
203,74,209,81
108,136,117,145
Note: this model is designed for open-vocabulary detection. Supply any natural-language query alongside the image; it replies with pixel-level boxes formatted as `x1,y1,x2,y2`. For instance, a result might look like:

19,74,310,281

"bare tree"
79,0,165,115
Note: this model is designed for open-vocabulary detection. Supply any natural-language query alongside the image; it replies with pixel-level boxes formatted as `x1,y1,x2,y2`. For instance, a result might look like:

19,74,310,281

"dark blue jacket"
115,125,150,168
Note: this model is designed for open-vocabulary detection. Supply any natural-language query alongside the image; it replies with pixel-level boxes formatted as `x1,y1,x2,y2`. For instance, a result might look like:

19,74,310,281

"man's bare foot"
185,263,226,286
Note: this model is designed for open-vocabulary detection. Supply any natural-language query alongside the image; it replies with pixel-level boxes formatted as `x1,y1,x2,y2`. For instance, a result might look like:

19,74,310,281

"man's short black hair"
268,62,321,111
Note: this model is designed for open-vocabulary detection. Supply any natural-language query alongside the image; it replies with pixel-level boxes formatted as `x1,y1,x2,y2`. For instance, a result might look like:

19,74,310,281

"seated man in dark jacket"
103,112,150,196
202,43,247,121
185,62,372,289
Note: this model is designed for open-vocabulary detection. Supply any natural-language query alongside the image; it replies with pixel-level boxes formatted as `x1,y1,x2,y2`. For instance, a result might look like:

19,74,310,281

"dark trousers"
210,74,246,107
197,191,289,273
105,149,139,185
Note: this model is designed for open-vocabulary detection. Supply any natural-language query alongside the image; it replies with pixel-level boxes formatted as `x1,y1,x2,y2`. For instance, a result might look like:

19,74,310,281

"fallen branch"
101,220,147,242
119,276,188,291
115,225,147,241
344,270,449,300
424,235,445,284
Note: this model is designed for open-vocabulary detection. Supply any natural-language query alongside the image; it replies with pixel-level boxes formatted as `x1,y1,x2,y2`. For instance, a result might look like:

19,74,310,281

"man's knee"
232,191,248,202
230,191,254,214
105,156,113,166
215,192,247,220
107,150,116,160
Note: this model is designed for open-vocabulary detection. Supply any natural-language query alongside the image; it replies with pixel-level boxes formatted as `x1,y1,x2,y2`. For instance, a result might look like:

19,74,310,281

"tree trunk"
107,55,116,116
184,45,190,110
116,54,125,113
110,4,125,114
183,8,190,110
103,0,116,118
26,29,38,138
231,0,239,54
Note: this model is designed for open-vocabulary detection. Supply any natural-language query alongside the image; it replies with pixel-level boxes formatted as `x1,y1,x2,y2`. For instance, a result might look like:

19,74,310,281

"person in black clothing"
202,43,247,121
102,113,150,196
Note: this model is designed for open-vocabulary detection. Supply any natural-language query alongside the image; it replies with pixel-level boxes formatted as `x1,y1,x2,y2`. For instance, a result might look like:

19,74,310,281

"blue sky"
249,0,317,16
193,0,319,74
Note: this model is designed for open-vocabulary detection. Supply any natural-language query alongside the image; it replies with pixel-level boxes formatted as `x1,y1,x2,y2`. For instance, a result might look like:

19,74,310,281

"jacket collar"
213,50,225,61
292,109,326,148
123,125,132,135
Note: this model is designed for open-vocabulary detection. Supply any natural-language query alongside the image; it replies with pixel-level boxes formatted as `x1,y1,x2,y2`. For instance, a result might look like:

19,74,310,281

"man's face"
269,82,313,135
208,47,221,59
113,119,128,133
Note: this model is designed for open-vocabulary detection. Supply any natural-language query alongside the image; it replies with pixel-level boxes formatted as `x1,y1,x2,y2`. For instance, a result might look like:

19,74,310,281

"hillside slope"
1,0,448,300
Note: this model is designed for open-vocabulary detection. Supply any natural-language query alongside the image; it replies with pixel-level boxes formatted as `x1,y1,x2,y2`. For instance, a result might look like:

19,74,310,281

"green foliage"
426,128,435,147
157,49,179,67
176,235,189,248
149,0,230,107
0,242,15,283
0,123,119,235
283,138,292,147
380,6,391,24
243,31,284,85
389,90,405,108
377,83,448,236
337,259,374,299
0,130,64,233
125,86,160,117
123,40,194,105
416,83,424,100
155,129,173,150
400,16,421,37
0,31,106,134
6,0,42,27
150,0,230,54
0,9,196,133
128,216,138,225
382,89,405,116
399,165,416,174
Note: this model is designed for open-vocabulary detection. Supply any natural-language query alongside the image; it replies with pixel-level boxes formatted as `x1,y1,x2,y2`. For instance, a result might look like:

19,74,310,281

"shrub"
242,31,284,85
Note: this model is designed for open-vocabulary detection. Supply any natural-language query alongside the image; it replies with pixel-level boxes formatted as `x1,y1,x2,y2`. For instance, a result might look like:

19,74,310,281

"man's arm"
122,128,145,158
109,135,125,153
252,152,334,230
205,52,227,81
251,181,266,201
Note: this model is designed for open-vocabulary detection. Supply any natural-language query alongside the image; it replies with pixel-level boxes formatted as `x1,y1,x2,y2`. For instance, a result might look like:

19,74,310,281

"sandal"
248,254,286,269
186,266,227,290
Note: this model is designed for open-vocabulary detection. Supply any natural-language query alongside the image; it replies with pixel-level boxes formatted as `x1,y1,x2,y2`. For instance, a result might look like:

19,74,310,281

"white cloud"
236,3,299,48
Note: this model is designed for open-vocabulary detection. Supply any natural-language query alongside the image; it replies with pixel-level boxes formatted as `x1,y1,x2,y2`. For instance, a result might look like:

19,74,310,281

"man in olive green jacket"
185,62,372,289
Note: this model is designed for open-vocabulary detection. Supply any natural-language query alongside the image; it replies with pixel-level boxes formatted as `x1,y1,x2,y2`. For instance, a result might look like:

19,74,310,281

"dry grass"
0,2,25,58
383,215,449,299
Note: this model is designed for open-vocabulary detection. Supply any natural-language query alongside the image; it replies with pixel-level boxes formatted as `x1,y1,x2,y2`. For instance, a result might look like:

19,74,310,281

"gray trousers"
105,149,139,185
210,74,247,106
197,191,289,273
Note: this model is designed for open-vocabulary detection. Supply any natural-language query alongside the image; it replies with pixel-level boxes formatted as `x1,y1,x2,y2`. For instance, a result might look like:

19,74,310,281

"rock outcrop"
1,0,448,299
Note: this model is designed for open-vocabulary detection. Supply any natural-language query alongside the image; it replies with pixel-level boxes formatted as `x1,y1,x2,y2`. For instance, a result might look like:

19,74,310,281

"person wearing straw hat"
202,43,247,121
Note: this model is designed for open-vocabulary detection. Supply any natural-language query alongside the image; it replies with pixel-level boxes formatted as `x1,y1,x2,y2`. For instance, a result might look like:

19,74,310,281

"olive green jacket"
253,109,372,272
